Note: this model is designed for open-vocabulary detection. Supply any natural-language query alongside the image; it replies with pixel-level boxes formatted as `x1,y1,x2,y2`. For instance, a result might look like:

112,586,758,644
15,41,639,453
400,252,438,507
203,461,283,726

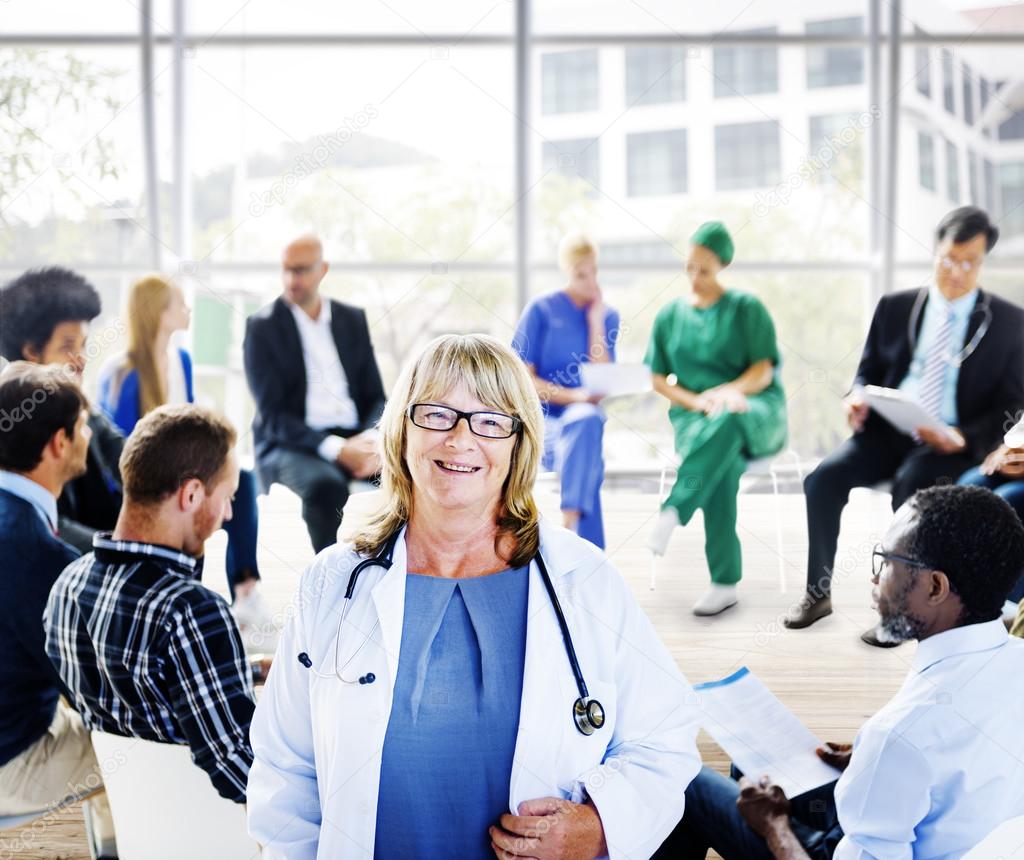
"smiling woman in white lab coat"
247,333,701,860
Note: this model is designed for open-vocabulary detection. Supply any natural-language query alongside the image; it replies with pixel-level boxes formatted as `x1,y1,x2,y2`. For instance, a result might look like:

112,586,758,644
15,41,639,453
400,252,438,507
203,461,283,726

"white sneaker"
231,588,280,654
692,584,738,617
647,508,680,556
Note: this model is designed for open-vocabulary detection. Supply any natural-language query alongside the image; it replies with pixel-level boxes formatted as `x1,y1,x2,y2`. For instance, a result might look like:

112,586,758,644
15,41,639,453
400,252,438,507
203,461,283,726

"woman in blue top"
512,233,619,548
97,274,272,640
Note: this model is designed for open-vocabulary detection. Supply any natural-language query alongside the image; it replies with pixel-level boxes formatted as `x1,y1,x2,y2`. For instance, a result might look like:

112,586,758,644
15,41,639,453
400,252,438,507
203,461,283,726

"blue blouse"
97,348,194,436
512,291,620,418
374,566,530,860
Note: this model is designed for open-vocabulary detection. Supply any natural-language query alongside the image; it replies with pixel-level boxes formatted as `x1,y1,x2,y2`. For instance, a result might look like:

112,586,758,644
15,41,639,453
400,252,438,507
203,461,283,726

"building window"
542,138,600,188
999,103,1024,141
713,28,778,97
808,113,864,182
914,26,931,98
541,50,599,115
968,150,980,203
625,46,686,106
715,120,781,190
962,64,974,125
626,129,687,196
806,17,864,88
942,49,956,116
944,138,960,204
984,159,996,212
1000,162,1024,236
918,132,936,191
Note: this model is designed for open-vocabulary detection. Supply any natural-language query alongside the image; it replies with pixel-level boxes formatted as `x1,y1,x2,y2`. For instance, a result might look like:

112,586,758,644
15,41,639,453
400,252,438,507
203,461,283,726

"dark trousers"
221,468,261,600
654,765,842,860
267,438,359,553
804,425,976,597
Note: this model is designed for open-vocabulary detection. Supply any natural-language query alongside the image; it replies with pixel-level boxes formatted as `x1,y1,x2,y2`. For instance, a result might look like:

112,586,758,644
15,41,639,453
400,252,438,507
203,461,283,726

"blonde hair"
557,232,598,273
126,274,173,417
353,334,545,568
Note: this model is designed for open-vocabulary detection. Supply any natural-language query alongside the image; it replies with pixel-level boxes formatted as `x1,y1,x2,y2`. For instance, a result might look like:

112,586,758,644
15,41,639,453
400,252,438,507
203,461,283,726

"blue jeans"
958,468,1024,602
654,766,842,860
221,468,261,600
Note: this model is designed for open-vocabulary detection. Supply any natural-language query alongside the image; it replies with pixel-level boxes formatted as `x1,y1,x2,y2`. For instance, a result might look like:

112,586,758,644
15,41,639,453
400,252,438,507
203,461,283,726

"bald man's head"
281,235,328,311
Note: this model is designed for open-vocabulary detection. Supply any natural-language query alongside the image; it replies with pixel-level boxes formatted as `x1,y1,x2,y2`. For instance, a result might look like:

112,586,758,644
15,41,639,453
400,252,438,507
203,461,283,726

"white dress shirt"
833,619,1024,859
289,299,359,462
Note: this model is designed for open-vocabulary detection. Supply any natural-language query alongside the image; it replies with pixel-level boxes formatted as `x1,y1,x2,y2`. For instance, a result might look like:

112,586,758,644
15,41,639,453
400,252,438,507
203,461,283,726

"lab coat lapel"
369,527,409,687
509,523,587,811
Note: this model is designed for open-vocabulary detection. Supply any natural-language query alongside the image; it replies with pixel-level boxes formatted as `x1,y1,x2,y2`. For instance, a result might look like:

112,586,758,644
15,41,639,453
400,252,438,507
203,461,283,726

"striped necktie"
918,306,953,424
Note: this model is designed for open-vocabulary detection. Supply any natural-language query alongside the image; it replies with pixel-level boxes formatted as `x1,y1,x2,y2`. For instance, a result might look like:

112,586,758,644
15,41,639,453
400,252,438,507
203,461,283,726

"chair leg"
649,552,658,591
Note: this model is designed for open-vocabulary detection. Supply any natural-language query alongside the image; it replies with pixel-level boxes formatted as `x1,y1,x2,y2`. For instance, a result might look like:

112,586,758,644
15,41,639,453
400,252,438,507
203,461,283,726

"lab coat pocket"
555,680,618,802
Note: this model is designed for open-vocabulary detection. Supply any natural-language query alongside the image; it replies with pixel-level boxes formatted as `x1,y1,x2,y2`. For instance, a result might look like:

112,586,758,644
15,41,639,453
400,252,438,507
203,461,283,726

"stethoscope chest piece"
573,696,605,736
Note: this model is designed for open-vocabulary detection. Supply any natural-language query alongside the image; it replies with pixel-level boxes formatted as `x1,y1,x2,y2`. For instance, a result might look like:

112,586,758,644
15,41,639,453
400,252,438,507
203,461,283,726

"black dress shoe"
783,595,833,629
860,624,903,648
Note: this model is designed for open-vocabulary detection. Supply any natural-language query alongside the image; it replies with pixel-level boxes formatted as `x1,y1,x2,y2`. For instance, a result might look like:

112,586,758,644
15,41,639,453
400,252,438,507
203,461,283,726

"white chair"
651,450,809,594
90,731,260,860
963,814,1024,858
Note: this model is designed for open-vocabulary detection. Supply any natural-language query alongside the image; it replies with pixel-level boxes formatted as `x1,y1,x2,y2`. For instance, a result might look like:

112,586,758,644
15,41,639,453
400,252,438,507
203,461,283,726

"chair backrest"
90,731,259,860
963,814,1024,858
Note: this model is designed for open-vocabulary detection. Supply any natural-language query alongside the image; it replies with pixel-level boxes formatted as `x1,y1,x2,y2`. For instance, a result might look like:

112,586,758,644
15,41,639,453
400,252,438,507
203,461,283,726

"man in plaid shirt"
45,404,258,802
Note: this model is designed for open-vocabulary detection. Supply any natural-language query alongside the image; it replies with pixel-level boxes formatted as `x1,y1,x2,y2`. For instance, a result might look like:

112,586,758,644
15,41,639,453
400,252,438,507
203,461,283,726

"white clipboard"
862,385,959,441
580,363,651,398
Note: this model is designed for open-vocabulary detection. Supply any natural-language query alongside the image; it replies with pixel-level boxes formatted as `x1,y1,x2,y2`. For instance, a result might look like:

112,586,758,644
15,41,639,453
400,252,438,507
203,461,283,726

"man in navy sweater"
0,362,101,815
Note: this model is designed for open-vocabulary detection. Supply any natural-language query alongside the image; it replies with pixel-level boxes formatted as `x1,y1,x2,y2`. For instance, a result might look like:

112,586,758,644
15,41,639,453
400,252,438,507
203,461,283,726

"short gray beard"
877,611,923,643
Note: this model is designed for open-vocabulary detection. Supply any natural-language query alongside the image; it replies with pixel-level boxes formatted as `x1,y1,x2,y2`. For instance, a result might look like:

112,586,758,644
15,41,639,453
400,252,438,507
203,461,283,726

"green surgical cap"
690,221,734,266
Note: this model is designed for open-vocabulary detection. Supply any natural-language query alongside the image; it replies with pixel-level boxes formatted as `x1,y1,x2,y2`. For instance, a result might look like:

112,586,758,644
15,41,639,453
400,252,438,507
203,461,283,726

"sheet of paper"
694,667,842,798
580,362,651,398
862,385,957,440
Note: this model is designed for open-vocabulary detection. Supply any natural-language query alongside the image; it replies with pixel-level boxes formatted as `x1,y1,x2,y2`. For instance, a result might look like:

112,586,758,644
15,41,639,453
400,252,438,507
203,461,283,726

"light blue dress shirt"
833,619,1024,859
897,284,979,427
0,470,58,533
374,566,530,860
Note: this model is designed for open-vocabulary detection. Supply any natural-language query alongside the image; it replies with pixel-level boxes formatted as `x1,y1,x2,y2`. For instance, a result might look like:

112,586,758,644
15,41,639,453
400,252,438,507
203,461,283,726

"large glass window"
626,129,687,196
713,28,778,97
806,17,864,88
542,137,601,188
942,49,956,116
913,27,931,98
625,46,686,106
962,64,975,126
541,49,599,115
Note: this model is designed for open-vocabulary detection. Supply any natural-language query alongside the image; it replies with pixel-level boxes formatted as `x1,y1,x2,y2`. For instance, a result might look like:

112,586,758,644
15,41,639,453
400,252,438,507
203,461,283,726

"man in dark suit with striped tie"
786,207,1024,643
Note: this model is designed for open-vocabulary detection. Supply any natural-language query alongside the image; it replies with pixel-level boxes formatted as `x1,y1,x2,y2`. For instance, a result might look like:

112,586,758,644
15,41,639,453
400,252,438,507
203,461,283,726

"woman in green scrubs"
644,221,787,616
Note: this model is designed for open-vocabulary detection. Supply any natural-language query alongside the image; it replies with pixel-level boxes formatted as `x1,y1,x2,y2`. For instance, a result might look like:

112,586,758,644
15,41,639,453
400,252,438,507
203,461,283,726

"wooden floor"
4,484,910,859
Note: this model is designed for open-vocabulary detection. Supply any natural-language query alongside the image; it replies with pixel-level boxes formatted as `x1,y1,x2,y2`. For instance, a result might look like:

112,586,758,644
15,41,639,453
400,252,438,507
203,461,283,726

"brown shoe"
859,624,903,648
783,595,833,629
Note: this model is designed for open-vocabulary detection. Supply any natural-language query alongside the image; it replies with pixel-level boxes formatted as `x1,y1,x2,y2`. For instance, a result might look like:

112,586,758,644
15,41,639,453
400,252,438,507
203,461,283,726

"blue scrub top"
513,291,620,418
374,565,530,860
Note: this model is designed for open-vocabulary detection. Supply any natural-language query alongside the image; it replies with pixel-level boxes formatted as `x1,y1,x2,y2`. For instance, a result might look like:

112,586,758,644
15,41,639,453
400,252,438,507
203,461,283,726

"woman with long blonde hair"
248,333,701,859
98,274,273,644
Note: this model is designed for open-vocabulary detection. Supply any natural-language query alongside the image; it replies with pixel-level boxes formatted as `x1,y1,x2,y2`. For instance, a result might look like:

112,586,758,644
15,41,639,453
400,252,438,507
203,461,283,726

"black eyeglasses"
871,545,931,579
407,403,522,439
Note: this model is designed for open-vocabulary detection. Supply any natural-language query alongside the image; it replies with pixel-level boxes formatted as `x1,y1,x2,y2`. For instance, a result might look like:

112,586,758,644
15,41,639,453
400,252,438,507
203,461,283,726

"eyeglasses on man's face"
938,256,979,274
407,403,522,439
871,545,931,579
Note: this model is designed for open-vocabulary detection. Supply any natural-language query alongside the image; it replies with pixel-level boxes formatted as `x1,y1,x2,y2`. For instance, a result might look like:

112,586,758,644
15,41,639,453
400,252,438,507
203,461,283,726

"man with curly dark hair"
667,485,1024,859
0,267,124,549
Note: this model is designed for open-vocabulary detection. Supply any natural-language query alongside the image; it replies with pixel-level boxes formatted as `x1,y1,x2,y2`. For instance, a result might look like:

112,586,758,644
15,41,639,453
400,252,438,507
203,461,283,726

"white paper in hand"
580,362,651,398
694,667,842,798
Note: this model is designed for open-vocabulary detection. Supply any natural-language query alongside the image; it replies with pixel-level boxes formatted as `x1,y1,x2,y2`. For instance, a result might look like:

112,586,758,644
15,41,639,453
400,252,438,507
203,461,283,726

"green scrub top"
645,289,787,460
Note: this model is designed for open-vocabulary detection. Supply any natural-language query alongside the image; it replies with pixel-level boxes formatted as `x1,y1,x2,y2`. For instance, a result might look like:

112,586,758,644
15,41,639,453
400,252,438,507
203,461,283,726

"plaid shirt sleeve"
165,595,256,803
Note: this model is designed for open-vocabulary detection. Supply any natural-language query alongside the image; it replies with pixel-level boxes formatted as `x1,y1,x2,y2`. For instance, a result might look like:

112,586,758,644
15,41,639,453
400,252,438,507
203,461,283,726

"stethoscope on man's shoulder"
296,526,606,737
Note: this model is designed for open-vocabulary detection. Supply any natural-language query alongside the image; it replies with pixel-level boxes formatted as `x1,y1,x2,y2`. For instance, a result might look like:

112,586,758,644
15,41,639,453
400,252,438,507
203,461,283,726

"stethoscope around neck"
907,286,992,367
296,527,606,737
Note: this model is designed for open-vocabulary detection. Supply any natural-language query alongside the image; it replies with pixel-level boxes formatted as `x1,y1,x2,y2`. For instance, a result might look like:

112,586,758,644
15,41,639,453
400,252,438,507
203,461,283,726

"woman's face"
684,244,723,299
404,382,518,521
161,285,192,334
565,254,599,304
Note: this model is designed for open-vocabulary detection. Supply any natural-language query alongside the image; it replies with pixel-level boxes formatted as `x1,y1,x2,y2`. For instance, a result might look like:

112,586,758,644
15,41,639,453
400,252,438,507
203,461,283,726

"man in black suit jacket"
243,235,386,552
787,207,1024,641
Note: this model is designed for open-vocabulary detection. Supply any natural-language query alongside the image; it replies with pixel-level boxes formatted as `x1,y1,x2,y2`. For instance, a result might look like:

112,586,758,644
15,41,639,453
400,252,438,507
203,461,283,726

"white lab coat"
247,521,701,860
